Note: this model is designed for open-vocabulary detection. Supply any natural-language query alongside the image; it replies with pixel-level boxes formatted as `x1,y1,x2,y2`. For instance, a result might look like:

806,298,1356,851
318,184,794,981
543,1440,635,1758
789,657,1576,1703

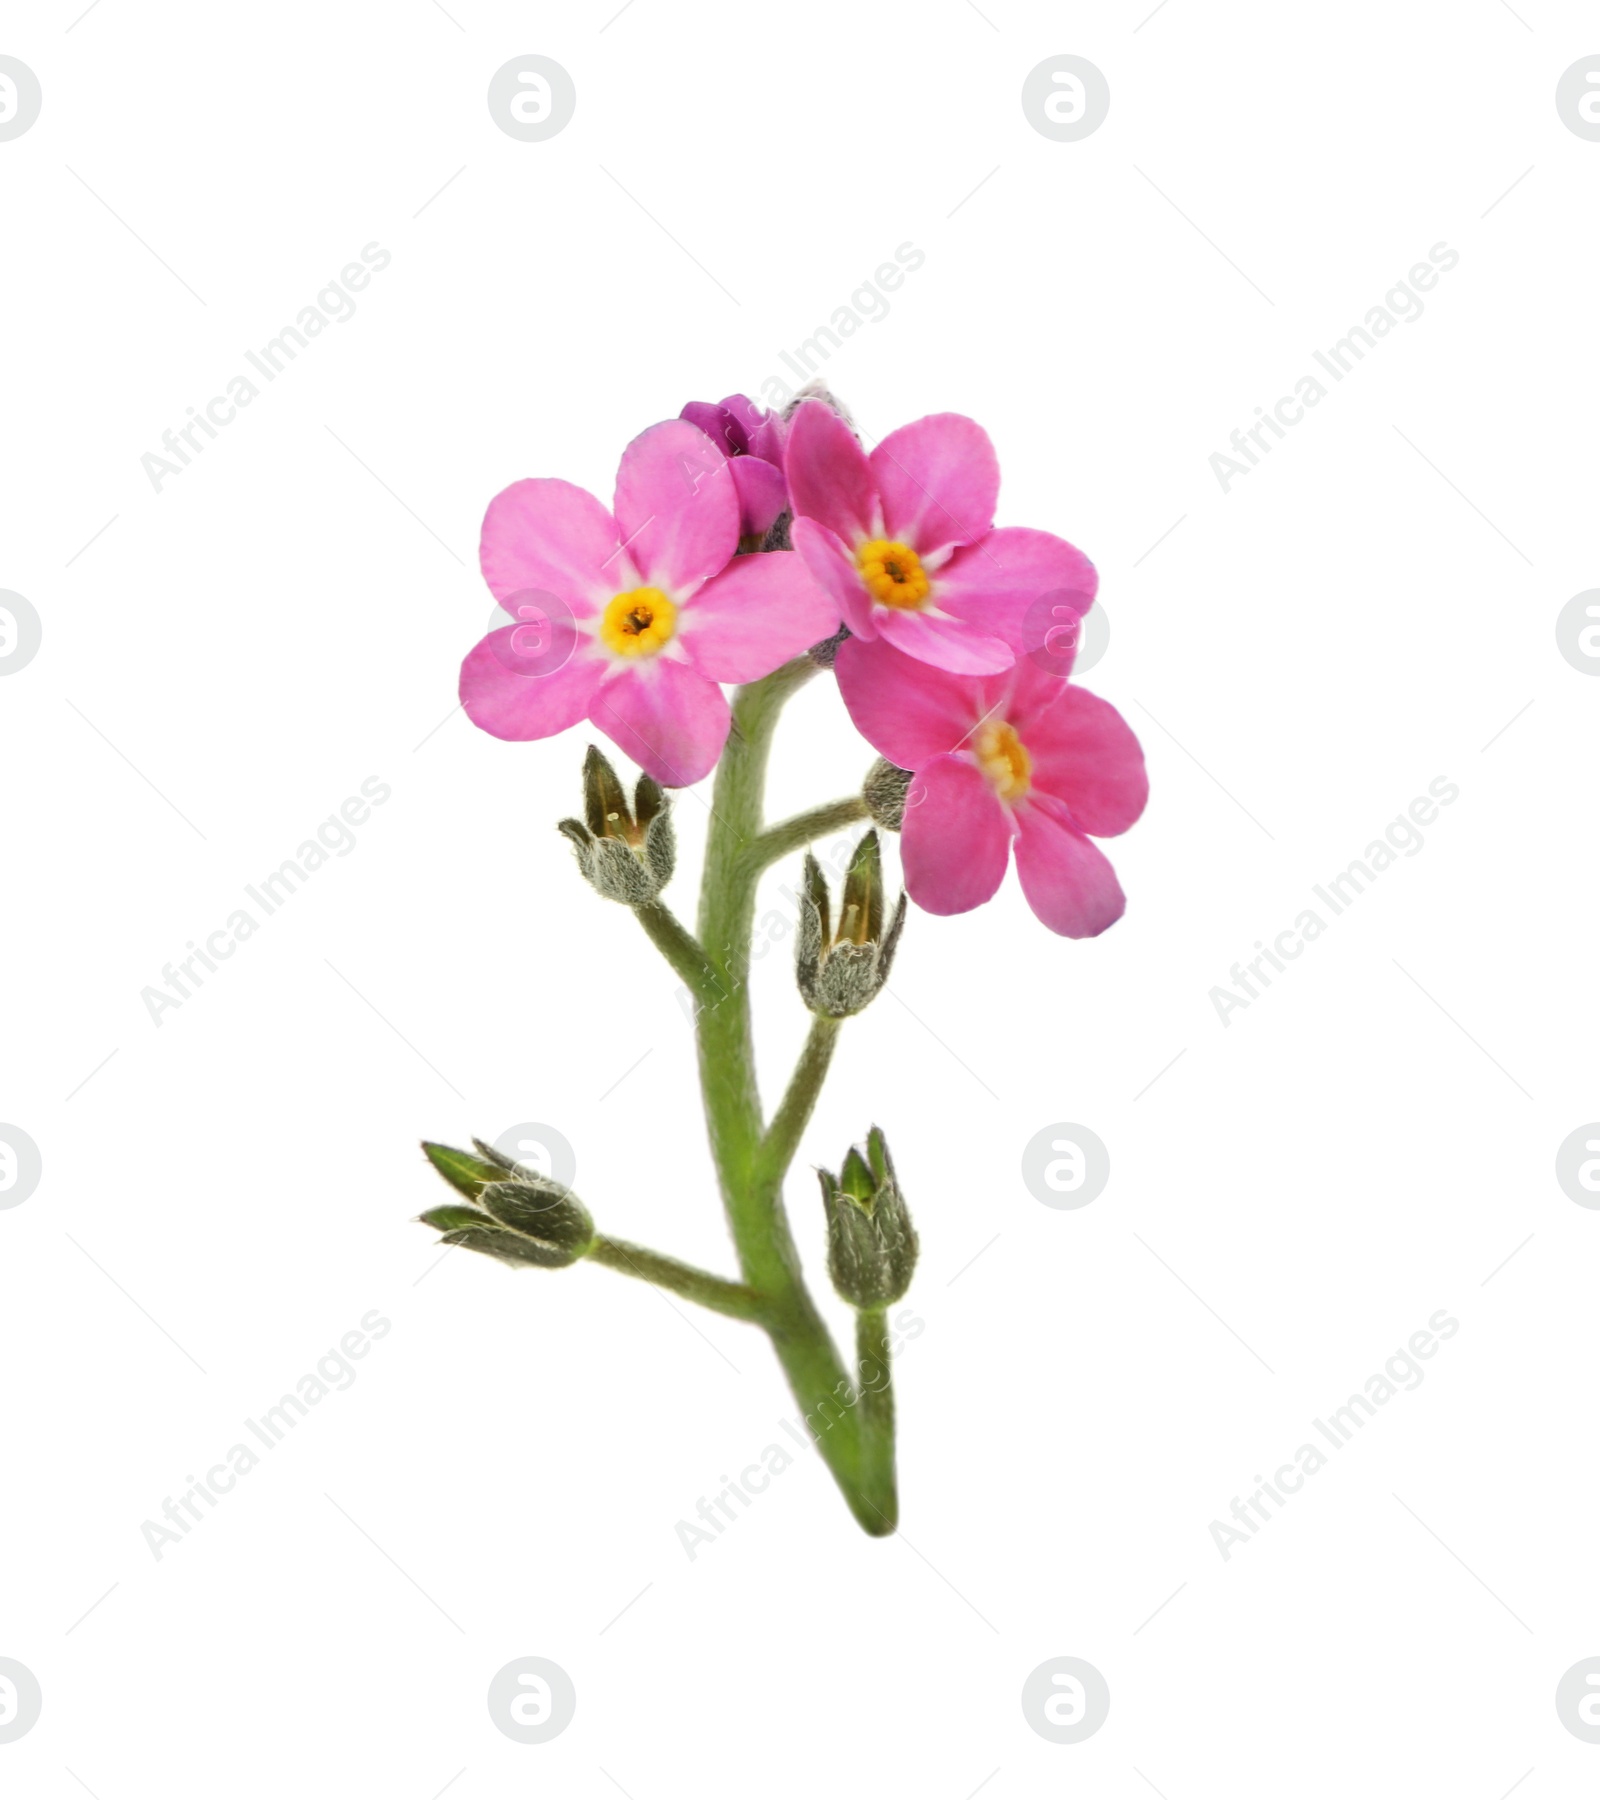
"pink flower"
678,394,789,540
785,400,1097,677
460,419,839,786
835,637,1147,938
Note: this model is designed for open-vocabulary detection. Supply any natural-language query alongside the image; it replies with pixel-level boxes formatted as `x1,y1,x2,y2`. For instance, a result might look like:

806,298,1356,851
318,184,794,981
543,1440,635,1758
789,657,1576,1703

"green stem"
694,658,819,1282
747,795,871,875
754,1014,840,1193
855,1308,898,1533
586,1235,768,1324
632,901,718,1002
691,657,896,1535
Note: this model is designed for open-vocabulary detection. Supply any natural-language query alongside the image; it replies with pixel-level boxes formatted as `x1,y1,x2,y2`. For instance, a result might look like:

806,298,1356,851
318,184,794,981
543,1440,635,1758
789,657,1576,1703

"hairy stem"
692,656,896,1534
586,1235,768,1324
632,900,718,1002
694,658,820,1287
854,1308,898,1533
754,1014,840,1195
747,795,871,875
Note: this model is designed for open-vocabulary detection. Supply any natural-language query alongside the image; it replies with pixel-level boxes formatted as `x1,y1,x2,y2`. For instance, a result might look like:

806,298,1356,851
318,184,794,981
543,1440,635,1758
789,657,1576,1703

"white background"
3,0,1598,1793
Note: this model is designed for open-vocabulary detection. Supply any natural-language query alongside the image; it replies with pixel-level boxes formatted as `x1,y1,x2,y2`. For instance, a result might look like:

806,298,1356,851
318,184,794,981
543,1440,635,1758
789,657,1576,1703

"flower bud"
819,1127,917,1308
558,744,676,905
862,757,912,832
419,1138,594,1269
806,623,849,667
781,379,857,431
795,831,906,1018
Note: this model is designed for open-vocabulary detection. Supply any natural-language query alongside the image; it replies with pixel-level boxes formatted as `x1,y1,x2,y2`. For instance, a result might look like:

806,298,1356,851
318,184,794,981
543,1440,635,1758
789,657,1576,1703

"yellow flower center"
974,720,1031,802
857,538,930,610
599,586,677,658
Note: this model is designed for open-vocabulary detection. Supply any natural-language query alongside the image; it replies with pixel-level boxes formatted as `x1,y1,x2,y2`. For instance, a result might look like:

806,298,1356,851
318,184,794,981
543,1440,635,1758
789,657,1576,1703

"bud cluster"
419,1139,594,1269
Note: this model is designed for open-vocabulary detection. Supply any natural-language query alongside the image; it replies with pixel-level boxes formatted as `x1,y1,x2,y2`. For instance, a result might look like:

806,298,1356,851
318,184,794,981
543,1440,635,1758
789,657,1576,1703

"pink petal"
834,637,987,768
589,658,731,787
1012,799,1127,937
679,401,739,453
480,479,622,615
933,528,1098,654
459,628,603,741
614,419,739,596
748,412,787,466
871,414,998,559
876,606,1015,675
729,455,788,538
792,517,878,638
677,550,840,683
900,754,1012,915
1013,681,1148,837
785,400,879,545
715,394,765,449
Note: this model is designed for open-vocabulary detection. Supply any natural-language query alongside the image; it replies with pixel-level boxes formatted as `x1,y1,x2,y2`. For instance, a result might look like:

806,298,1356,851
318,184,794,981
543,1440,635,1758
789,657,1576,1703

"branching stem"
632,901,718,1001
602,655,898,1536
747,795,871,874
586,1236,768,1324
